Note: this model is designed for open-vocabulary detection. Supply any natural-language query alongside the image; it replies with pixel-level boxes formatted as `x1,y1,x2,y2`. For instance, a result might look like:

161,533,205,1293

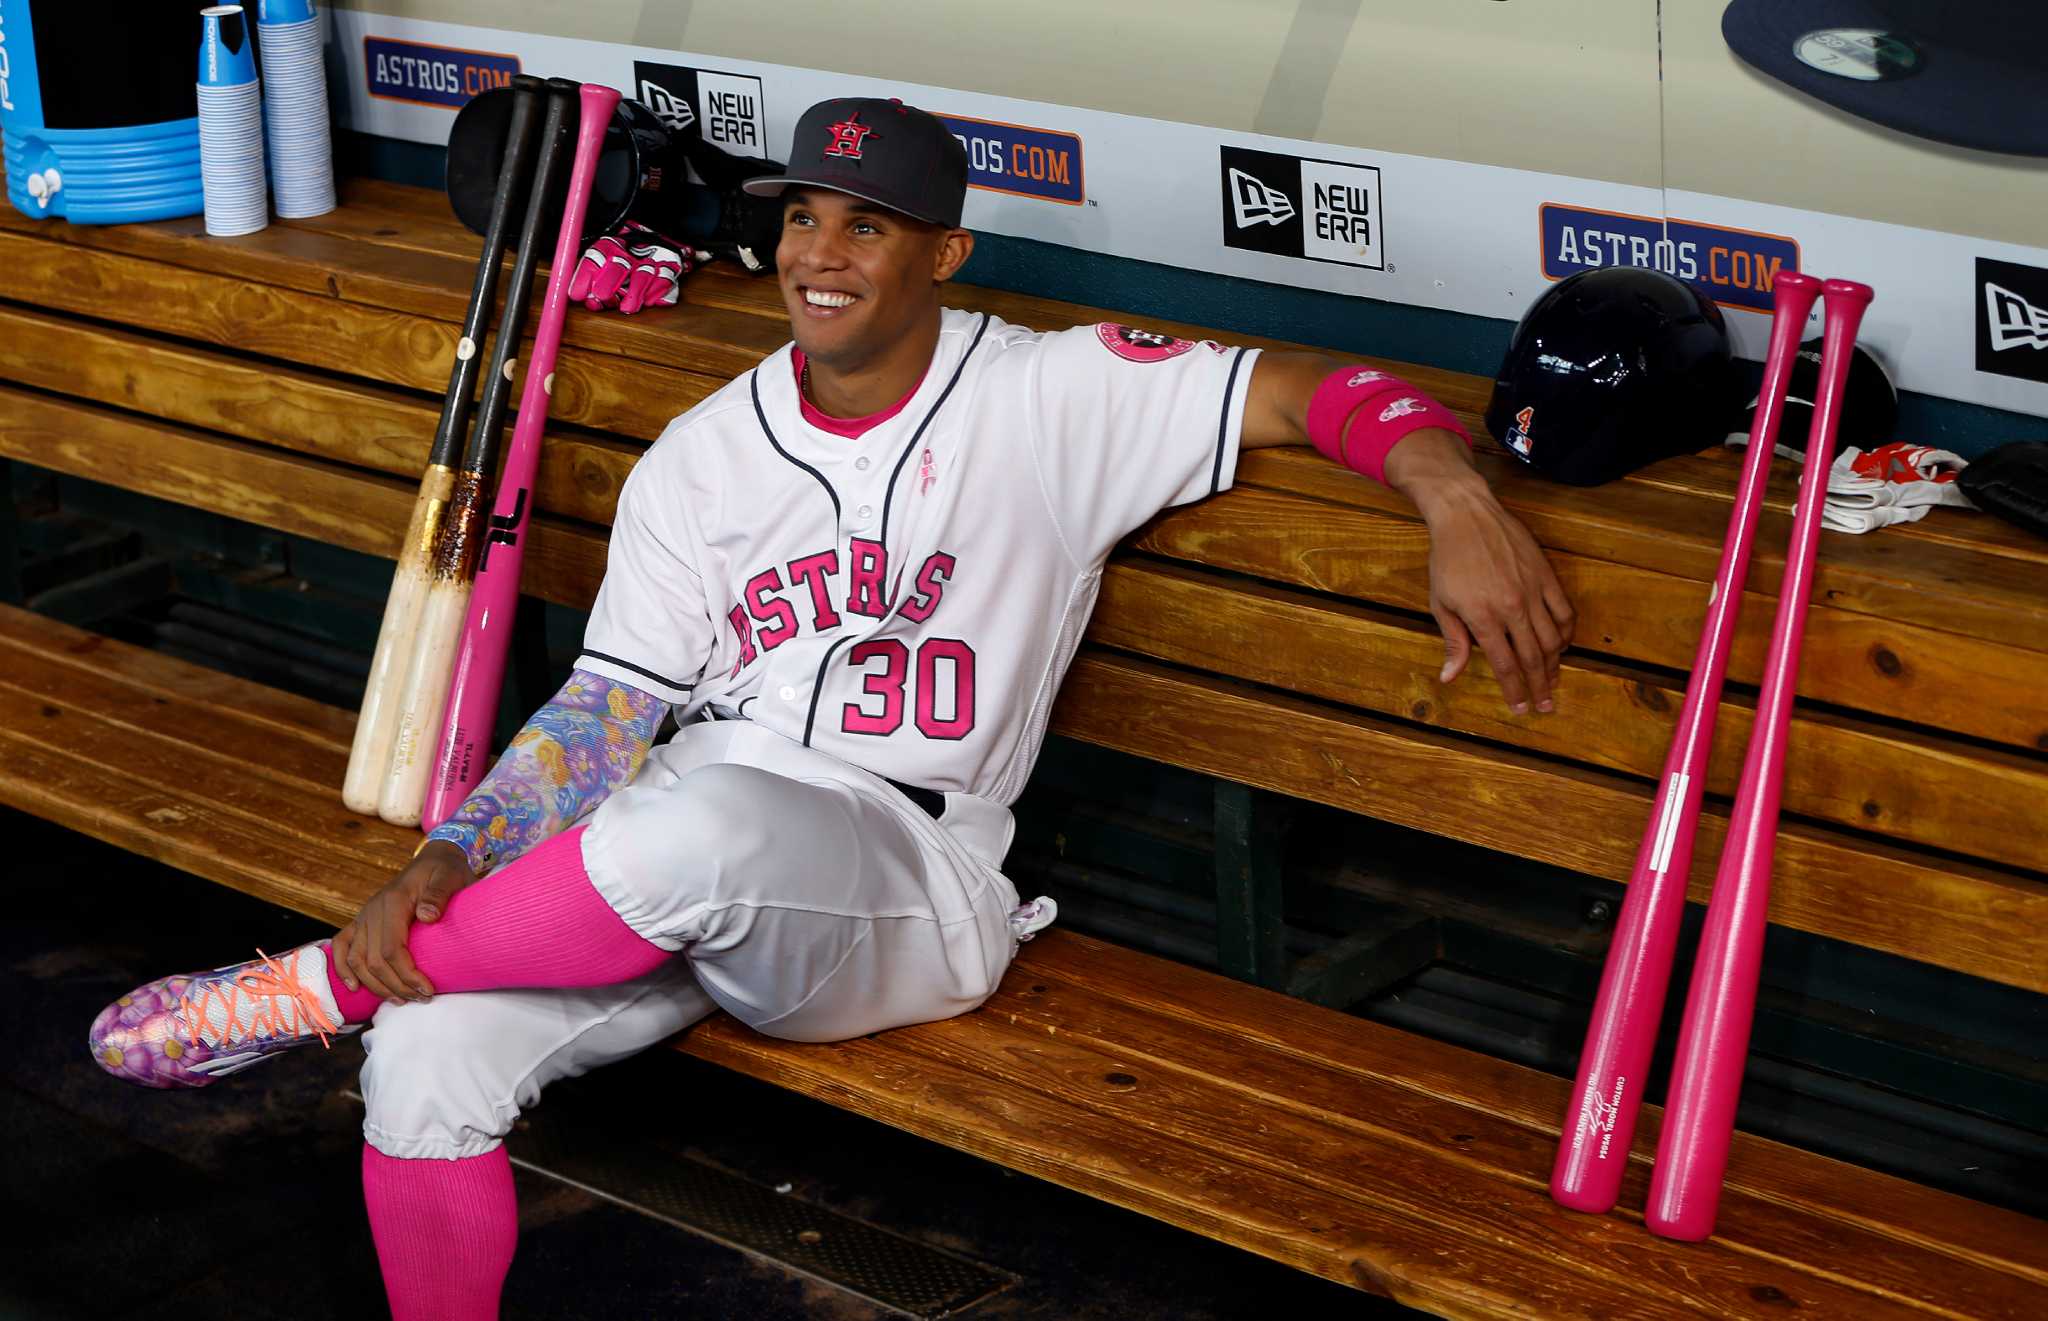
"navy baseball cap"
1722,1,2048,158
742,97,968,227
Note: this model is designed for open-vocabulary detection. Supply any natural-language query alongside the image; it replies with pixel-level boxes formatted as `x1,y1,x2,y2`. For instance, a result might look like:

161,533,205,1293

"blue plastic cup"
258,0,315,21
198,6,257,88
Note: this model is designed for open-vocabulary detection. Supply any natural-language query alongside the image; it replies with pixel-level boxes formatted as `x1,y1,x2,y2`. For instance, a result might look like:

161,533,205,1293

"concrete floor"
2,811,1396,1320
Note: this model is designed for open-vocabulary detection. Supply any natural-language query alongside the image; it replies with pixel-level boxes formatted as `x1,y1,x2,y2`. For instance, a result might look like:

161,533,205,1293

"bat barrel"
1646,278,1873,1241
1549,270,1821,1214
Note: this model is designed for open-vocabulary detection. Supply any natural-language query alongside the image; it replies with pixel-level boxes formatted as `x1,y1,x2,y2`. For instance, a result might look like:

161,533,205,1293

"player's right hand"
330,841,473,1004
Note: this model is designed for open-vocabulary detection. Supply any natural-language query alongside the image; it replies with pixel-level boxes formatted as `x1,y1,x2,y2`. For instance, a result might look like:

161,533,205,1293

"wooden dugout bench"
1,177,2045,1317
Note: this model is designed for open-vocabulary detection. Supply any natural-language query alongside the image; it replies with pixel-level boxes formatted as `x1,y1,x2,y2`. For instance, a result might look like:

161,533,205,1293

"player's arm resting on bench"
419,671,668,880
1238,351,1576,715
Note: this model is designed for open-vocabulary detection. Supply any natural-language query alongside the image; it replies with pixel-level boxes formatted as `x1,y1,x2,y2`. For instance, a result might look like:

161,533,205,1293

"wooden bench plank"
7,399,2036,989
1635,451,2048,571
3,604,2034,1316
0,305,641,530
1138,489,2048,753
894,981,2018,1317
1026,932,2048,1290
678,1013,1700,1319
0,387,611,613
0,230,714,444
1240,446,2048,658
1096,560,2048,873
0,608,357,746
0,201,785,380
1051,653,2048,995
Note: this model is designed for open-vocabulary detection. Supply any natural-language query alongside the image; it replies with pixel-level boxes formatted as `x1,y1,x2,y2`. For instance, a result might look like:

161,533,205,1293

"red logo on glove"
824,115,874,159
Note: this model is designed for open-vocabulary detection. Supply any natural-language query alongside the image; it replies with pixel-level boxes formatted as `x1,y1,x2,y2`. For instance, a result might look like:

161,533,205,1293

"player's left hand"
1390,433,1574,714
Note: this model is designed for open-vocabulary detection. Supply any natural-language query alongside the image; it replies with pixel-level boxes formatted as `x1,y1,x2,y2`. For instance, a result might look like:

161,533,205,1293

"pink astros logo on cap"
823,114,874,159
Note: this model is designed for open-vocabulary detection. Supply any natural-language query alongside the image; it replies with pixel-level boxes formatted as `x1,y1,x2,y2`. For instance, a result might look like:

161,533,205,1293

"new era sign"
1977,258,2048,385
1218,145,1383,271
632,61,767,153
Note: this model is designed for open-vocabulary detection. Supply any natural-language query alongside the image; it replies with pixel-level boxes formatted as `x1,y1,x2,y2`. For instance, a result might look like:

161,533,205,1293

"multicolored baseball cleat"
88,942,356,1088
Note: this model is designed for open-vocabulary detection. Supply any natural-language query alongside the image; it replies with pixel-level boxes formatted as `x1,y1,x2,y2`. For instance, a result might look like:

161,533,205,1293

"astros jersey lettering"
577,308,1258,818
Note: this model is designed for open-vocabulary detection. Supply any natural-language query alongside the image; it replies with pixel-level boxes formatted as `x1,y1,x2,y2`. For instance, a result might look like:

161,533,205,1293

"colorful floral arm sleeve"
422,669,667,875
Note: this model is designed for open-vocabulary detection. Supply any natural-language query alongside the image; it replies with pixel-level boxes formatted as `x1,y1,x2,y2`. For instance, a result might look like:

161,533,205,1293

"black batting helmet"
1486,267,1740,486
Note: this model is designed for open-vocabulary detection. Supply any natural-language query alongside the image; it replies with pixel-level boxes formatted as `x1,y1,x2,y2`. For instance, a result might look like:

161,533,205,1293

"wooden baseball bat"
420,81,622,832
1550,271,1821,1214
340,75,544,815
1646,277,1874,1241
376,79,577,827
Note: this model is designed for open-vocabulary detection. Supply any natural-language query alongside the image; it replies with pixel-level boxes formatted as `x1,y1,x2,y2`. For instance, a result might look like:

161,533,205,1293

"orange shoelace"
175,947,342,1051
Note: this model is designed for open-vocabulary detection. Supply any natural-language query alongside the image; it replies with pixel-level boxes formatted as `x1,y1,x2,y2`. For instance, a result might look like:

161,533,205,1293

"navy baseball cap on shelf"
1722,1,2048,158
742,97,969,227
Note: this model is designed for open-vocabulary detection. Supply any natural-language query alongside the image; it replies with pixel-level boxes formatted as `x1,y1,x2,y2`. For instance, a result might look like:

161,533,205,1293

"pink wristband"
1306,366,1472,485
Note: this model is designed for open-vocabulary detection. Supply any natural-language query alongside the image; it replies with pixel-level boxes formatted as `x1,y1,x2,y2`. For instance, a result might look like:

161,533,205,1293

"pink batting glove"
568,232,634,310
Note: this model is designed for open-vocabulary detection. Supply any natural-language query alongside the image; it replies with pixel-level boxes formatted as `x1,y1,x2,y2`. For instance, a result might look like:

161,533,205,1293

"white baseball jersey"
576,307,1259,815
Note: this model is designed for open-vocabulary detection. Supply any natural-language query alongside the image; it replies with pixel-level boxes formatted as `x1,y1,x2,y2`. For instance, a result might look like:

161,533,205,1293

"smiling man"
89,97,1570,1319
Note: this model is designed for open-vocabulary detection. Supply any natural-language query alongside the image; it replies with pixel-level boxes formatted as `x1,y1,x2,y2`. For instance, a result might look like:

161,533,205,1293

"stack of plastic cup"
195,6,268,237
257,0,336,218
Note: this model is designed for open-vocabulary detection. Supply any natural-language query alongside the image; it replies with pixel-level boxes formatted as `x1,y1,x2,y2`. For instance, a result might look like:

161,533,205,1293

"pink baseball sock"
363,1143,518,1321
324,825,668,1024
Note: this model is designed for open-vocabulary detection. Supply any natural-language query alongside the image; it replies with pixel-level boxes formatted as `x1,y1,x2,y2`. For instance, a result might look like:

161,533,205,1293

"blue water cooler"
0,0,213,222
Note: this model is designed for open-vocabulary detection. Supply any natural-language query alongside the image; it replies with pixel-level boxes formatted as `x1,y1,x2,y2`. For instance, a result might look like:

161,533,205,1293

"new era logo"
1227,167,1295,228
639,79,696,132
1219,145,1384,271
1985,283,2048,352
1975,258,2048,386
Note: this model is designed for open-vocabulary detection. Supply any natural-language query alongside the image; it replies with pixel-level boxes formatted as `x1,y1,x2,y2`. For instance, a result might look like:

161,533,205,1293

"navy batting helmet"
1486,267,1740,486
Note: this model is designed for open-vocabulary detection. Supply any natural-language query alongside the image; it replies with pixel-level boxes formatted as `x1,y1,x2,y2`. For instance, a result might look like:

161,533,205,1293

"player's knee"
358,1001,520,1159
602,762,784,877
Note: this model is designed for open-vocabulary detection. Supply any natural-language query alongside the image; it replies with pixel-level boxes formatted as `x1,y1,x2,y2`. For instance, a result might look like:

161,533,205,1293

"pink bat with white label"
1647,277,1874,1242
420,81,622,832
1549,271,1822,1215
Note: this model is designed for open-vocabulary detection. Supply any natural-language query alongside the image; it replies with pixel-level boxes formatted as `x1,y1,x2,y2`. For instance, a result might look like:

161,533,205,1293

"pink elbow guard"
1306,367,1471,485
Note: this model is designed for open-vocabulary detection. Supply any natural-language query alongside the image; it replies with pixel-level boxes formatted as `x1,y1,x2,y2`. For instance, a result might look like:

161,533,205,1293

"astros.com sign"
1540,202,1800,313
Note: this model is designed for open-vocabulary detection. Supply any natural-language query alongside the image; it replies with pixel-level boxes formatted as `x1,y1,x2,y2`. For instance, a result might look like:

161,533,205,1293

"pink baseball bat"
421,81,622,832
1550,271,1821,1214
1646,277,1874,1241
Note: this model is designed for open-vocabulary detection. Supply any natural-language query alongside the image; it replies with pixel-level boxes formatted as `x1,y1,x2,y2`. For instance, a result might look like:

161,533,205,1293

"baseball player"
89,98,1572,1319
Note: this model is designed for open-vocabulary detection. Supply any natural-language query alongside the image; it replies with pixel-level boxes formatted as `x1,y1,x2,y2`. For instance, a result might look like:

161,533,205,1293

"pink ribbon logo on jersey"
918,447,938,494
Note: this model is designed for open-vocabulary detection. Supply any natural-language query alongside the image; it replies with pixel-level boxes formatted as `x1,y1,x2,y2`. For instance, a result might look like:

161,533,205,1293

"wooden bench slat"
677,1015,1733,1319
0,230,714,444
1096,560,2048,873
917,978,2021,1317
0,305,641,531
1052,652,2048,995
1024,932,2048,1288
0,663,344,799
0,725,396,926
0,684,401,873
9,395,2035,990
1139,488,2048,753
0,608,357,746
16,291,2029,863
0,386,611,613
3,603,2032,1315
0,201,786,381
1633,452,2048,571
1240,446,2048,658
